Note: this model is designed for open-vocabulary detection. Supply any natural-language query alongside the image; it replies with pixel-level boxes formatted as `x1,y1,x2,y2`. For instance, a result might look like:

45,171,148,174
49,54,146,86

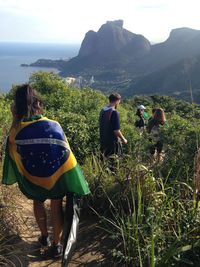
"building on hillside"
64,77,76,86
63,76,95,89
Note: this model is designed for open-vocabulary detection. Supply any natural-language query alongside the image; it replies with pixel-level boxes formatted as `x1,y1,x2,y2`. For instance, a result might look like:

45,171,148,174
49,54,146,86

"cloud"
135,0,168,8
0,0,200,43
137,4,168,9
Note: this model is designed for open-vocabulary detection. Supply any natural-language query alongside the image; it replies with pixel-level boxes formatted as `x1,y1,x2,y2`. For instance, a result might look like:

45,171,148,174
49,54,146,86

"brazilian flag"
2,116,90,201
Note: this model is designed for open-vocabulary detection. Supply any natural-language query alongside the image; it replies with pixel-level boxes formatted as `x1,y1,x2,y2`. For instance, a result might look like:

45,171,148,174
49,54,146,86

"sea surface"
0,42,79,92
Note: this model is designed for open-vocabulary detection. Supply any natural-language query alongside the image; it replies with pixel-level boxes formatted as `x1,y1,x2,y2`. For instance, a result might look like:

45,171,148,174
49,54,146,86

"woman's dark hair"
14,84,44,121
152,108,157,114
153,108,166,125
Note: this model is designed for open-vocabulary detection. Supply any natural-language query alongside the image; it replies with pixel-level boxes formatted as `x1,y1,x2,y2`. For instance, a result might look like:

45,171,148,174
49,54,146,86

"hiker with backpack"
147,108,166,163
99,93,127,159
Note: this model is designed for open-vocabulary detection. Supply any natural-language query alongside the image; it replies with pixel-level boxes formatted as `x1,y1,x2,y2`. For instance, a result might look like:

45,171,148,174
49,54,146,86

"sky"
0,0,200,44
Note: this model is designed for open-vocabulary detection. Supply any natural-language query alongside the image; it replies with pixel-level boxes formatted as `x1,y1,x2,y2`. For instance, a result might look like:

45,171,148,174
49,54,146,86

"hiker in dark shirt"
99,93,127,159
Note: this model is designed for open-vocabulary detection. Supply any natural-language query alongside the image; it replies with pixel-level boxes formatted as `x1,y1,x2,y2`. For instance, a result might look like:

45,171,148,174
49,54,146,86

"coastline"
0,42,79,92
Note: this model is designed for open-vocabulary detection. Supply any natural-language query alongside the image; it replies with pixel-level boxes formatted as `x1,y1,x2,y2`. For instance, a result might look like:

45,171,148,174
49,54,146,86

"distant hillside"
127,27,200,76
29,21,200,102
124,56,200,102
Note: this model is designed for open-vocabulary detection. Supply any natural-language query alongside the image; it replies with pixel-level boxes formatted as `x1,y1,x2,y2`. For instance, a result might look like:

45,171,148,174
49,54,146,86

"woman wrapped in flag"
2,84,90,258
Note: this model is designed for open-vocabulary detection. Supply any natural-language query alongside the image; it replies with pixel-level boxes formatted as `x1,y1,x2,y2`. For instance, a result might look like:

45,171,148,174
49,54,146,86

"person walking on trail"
99,93,127,159
148,108,157,122
2,84,90,258
147,108,166,163
135,104,149,133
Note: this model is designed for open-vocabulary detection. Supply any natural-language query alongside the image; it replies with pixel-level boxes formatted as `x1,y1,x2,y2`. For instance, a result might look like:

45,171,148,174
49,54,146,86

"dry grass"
0,185,27,266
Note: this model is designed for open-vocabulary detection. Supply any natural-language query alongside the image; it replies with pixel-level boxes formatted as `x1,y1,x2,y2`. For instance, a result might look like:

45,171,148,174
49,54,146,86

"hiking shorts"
100,141,122,158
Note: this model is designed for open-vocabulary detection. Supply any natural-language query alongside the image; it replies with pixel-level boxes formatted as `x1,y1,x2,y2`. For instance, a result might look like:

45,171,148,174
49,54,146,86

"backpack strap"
108,109,114,121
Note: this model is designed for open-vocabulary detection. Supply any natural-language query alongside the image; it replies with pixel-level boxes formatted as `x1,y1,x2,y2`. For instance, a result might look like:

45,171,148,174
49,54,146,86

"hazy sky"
1,0,200,44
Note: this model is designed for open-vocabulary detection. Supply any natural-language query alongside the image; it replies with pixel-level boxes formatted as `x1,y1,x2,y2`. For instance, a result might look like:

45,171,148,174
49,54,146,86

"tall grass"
84,154,200,266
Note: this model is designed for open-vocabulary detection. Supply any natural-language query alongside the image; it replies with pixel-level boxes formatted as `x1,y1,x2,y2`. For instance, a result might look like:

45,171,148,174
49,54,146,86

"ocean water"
0,42,80,92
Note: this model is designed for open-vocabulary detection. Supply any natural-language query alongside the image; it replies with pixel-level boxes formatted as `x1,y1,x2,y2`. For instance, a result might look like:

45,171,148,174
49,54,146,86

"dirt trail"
9,191,110,267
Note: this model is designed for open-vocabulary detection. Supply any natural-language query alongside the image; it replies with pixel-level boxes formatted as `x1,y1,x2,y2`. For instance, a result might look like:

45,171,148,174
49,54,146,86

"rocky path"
7,190,110,267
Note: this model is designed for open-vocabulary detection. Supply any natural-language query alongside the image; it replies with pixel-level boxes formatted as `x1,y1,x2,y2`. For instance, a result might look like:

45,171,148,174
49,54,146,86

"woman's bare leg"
50,199,63,245
33,200,48,236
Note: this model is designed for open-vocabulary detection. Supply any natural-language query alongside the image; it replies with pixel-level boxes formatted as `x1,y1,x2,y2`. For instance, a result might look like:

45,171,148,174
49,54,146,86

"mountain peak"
106,20,124,28
167,27,200,42
78,20,150,58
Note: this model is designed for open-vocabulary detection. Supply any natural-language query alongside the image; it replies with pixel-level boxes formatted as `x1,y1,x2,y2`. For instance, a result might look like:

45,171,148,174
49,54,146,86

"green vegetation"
0,94,23,265
1,71,200,266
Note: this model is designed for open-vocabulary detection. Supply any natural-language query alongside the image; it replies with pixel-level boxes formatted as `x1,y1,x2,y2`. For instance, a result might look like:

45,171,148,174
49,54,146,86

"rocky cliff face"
78,20,151,60
78,30,98,57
